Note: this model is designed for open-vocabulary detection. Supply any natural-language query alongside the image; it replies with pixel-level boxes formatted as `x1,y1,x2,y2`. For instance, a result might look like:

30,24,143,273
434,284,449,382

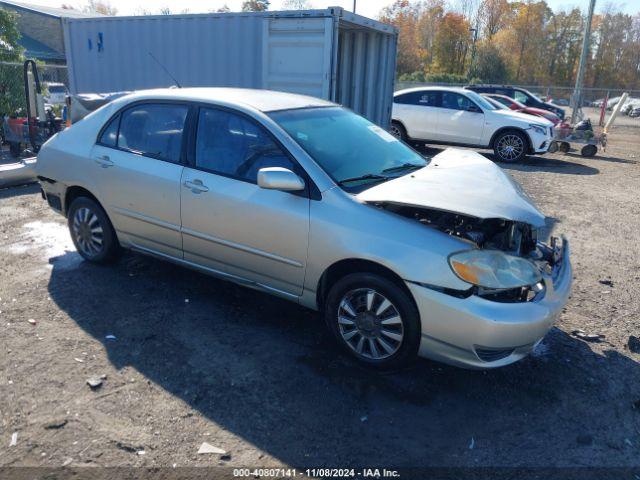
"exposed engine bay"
371,202,561,303
373,202,538,256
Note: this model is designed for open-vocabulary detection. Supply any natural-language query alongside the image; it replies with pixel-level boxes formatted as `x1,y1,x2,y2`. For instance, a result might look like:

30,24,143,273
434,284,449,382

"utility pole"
571,0,596,125
353,0,356,13
468,26,479,80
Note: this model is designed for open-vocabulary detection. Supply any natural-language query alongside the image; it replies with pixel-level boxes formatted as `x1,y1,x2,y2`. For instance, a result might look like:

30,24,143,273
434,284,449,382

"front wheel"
67,197,119,263
493,130,528,163
324,273,421,369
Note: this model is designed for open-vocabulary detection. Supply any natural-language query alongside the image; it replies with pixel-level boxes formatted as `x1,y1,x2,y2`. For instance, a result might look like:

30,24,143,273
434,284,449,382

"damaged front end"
372,202,563,303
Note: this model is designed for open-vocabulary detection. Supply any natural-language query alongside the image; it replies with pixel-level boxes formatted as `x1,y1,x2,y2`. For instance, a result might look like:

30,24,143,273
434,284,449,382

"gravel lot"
1,112,639,476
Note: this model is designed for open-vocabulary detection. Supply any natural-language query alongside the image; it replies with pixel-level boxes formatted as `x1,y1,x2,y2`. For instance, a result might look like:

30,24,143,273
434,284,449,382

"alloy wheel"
337,288,404,360
388,124,403,139
72,207,104,257
497,134,524,161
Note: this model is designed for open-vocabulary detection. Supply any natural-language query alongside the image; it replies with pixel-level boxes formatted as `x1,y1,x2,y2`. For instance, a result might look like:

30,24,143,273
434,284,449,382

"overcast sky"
19,0,639,17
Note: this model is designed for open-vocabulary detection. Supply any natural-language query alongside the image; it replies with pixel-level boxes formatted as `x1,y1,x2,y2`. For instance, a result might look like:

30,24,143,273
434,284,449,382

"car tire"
9,142,22,158
324,273,421,369
581,144,597,157
493,130,528,163
67,197,119,264
389,121,407,142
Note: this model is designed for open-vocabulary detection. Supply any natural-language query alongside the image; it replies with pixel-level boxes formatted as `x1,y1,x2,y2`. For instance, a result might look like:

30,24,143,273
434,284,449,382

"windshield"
483,96,508,110
48,85,66,93
465,90,496,110
269,107,427,190
524,89,543,102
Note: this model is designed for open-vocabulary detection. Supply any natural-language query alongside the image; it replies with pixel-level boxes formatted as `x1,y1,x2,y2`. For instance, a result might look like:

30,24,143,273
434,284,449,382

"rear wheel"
389,121,407,142
67,197,119,263
558,141,571,153
493,130,528,163
9,142,22,158
324,273,421,369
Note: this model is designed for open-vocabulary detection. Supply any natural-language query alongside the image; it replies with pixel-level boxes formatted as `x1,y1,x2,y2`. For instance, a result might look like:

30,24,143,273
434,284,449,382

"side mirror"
257,167,305,192
467,104,482,113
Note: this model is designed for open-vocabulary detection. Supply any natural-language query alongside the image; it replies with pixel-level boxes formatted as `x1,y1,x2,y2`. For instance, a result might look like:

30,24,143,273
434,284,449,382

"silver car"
36,88,572,369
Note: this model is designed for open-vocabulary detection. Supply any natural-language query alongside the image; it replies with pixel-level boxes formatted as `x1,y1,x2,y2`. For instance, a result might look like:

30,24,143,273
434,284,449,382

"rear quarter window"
98,114,120,148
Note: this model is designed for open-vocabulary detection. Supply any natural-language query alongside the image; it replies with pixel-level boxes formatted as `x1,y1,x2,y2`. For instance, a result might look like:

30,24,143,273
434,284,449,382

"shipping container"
62,7,398,127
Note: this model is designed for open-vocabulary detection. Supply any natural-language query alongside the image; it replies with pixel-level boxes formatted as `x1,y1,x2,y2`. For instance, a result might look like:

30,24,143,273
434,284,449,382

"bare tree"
282,0,312,9
83,0,117,15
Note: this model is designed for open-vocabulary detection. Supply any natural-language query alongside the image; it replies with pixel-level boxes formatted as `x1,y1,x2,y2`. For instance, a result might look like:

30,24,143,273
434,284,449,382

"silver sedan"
36,88,572,369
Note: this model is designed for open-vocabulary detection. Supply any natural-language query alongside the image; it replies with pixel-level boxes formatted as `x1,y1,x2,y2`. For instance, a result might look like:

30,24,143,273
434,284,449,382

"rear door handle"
183,179,209,193
94,155,114,168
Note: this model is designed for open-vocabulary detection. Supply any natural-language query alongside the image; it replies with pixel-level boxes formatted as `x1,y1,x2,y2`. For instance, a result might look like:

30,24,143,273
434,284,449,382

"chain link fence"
395,81,640,106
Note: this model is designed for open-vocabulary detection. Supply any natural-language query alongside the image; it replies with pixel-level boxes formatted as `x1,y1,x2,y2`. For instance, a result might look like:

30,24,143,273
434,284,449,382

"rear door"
393,90,440,141
89,102,188,258
437,92,485,145
179,106,310,297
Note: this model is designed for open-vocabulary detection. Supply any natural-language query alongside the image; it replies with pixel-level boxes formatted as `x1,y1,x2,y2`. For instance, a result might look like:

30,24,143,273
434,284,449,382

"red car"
484,94,561,125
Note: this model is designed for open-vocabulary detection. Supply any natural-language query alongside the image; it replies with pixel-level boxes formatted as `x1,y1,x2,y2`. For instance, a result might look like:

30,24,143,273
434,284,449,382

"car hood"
542,101,562,111
357,149,546,227
524,107,557,118
493,108,554,127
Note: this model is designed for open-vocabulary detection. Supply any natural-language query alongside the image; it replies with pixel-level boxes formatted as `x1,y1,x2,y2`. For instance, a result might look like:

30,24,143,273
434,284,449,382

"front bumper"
409,238,572,368
528,129,553,154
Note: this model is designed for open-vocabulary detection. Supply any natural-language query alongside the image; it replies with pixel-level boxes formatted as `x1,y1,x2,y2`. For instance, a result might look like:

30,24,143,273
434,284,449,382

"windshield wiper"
338,173,390,186
382,163,424,174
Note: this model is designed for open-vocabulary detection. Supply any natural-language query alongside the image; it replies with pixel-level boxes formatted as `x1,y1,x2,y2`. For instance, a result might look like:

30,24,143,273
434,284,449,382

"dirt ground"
1,109,639,477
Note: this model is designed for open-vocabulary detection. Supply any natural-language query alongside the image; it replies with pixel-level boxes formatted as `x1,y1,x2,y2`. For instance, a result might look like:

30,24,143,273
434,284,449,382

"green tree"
472,42,509,83
432,12,471,75
0,8,25,116
380,1,423,75
241,0,269,12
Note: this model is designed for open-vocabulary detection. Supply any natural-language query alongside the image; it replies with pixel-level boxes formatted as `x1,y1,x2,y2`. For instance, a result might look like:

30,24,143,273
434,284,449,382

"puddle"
9,221,82,270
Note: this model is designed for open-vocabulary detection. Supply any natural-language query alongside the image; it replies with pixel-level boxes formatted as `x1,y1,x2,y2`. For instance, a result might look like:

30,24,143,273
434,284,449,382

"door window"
395,91,440,106
441,92,475,111
118,103,188,163
195,108,295,183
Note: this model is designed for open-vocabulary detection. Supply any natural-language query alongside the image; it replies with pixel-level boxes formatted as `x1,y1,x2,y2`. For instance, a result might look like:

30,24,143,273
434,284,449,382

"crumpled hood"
357,149,546,227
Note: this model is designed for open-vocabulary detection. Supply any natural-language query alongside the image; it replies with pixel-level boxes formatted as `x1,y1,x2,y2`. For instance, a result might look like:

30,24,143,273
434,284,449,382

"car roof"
467,84,519,90
115,87,336,112
394,86,469,96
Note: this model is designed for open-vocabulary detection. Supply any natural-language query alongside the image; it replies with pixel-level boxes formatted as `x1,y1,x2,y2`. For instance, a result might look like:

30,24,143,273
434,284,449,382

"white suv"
390,87,553,163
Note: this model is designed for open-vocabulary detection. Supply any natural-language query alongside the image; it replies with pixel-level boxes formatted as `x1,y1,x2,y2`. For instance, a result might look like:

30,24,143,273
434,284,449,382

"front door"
180,106,310,296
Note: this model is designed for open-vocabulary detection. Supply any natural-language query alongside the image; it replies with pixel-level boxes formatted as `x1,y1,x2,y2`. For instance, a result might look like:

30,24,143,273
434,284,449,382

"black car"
465,85,565,120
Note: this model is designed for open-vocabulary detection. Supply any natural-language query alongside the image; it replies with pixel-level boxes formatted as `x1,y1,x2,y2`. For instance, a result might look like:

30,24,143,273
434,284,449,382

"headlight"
529,124,547,135
449,250,542,289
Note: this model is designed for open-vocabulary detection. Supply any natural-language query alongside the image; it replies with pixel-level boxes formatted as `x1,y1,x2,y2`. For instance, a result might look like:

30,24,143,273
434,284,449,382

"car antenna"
148,52,182,88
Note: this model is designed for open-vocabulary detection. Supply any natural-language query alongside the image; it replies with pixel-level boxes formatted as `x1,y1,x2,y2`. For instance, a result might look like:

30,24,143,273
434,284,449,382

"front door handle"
94,155,114,168
183,179,209,193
